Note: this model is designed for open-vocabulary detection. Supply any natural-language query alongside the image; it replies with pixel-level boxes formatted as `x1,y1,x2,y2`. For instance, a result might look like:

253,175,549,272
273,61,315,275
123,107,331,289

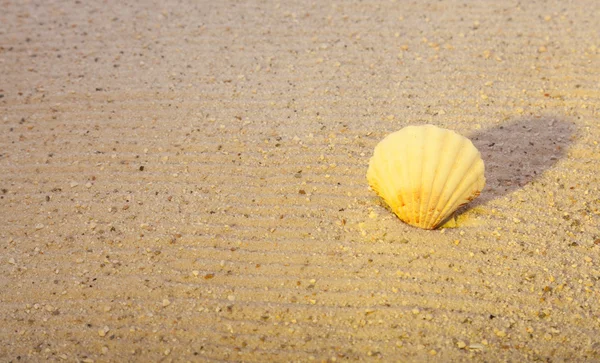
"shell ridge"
415,126,430,225
432,149,481,226
400,128,414,225
421,128,450,228
417,126,440,227
398,130,413,223
433,173,484,228
411,127,426,226
394,161,408,221
427,133,467,227
432,156,484,227
392,129,411,224
417,126,431,226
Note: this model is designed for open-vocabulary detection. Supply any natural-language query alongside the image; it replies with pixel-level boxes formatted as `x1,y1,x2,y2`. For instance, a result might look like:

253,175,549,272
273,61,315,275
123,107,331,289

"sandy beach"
1,0,600,361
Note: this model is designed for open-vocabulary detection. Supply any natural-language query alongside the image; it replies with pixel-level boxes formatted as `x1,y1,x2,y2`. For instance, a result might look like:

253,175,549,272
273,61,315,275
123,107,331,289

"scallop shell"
367,125,485,229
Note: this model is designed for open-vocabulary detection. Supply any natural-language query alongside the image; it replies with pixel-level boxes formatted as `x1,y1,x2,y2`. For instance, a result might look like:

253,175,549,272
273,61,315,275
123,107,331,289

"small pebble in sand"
457,341,467,349
35,223,44,230
70,182,79,188
98,326,109,337
162,299,171,307
227,295,236,301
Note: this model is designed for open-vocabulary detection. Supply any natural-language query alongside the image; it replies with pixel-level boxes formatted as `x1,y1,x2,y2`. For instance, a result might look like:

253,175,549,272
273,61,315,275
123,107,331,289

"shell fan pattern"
367,125,486,230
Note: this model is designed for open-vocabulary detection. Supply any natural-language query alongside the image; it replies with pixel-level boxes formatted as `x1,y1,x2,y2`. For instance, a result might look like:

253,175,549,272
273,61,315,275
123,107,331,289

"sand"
1,0,600,361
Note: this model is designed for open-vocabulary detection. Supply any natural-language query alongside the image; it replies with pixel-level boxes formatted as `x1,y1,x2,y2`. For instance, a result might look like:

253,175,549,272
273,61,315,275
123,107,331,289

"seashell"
367,124,485,229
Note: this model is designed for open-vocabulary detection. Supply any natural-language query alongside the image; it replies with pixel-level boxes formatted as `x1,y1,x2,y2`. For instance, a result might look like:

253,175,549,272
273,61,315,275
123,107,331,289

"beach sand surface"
1,0,600,361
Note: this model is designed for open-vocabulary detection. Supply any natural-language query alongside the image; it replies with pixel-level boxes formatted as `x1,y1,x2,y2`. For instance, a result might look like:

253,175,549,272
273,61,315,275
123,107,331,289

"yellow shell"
367,125,485,229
